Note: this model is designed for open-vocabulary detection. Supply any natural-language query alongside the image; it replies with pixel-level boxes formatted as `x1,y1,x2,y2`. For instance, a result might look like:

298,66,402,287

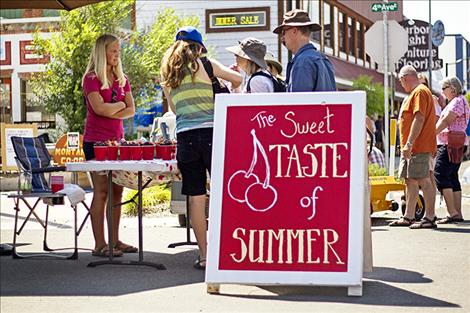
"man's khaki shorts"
399,153,432,179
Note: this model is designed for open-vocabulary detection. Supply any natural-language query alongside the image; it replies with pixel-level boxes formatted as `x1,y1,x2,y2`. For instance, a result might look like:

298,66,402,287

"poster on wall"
206,92,366,295
1,123,38,171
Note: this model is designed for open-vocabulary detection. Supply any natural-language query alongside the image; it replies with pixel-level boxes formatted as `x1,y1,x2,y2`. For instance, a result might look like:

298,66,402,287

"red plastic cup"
94,146,107,161
156,144,176,160
141,145,155,160
50,175,64,193
119,146,130,160
107,146,119,160
129,146,142,160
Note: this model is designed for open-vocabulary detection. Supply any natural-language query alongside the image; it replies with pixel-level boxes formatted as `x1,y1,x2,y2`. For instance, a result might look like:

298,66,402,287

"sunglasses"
281,27,295,35
111,89,117,103
442,86,450,91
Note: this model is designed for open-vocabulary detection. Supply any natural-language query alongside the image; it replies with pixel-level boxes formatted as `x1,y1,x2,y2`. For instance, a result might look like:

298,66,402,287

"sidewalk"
1,171,470,312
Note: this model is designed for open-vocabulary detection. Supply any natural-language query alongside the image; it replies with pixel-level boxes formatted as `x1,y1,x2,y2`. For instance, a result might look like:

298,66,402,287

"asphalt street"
1,168,469,313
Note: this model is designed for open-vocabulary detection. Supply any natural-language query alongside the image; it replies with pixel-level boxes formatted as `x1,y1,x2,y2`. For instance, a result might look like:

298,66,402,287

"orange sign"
54,134,85,165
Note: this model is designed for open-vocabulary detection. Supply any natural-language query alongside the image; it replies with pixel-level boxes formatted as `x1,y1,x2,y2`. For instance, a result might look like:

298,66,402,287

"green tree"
351,75,385,116
30,3,199,134
31,0,134,134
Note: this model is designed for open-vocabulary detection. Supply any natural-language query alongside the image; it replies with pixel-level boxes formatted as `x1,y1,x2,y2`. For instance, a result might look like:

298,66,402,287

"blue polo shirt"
286,43,336,92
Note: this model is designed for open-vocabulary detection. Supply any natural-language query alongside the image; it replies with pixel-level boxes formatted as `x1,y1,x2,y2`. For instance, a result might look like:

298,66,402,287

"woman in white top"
226,38,274,93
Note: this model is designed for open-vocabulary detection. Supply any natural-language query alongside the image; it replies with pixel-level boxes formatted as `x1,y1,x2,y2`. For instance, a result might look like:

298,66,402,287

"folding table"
66,159,178,269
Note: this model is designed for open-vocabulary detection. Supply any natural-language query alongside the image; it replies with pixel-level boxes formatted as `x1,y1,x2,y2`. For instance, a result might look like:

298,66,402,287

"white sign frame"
1,123,38,171
206,91,366,295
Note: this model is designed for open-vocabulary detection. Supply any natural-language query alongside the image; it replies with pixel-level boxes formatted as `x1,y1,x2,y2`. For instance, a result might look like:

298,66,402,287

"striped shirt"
170,72,214,133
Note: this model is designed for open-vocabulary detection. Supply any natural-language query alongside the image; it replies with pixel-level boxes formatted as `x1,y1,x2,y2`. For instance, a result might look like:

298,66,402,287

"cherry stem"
246,129,258,176
251,129,270,188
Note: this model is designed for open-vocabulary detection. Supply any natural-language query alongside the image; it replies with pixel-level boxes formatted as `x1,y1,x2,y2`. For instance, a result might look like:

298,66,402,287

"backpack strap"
201,57,217,83
246,71,273,93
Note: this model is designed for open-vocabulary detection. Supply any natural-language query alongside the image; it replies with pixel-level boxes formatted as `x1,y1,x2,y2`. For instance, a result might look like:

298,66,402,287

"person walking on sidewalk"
390,65,437,229
160,26,242,269
435,77,469,224
273,9,336,92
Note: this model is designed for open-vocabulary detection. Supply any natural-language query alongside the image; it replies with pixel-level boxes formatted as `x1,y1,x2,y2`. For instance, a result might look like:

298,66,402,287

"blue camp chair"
8,136,91,259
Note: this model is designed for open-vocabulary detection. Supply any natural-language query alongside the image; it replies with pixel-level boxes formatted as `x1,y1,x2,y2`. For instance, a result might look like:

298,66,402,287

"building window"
357,21,364,64
21,79,55,126
323,2,333,49
308,0,321,43
348,17,356,59
0,9,24,19
43,9,60,17
338,12,347,54
0,78,12,123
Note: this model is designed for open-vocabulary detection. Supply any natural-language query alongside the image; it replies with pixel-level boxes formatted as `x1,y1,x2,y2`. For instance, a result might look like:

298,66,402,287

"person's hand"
402,144,412,160
229,63,240,73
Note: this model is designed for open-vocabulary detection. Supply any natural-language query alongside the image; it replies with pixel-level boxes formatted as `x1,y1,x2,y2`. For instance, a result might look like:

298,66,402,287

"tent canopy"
0,0,106,11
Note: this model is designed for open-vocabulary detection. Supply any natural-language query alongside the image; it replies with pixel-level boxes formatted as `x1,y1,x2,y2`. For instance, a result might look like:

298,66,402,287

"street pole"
428,0,432,90
383,1,390,174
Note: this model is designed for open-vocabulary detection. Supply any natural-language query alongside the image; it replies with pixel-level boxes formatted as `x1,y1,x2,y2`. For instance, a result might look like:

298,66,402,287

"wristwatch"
405,141,413,149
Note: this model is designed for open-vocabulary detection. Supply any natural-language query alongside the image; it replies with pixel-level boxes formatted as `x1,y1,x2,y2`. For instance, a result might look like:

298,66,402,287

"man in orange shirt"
390,65,437,228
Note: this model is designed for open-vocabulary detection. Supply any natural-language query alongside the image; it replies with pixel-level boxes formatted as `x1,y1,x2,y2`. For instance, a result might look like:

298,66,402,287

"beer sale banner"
206,92,366,288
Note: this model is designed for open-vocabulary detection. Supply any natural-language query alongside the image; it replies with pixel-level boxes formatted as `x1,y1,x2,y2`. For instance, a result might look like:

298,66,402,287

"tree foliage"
30,2,199,134
351,75,385,116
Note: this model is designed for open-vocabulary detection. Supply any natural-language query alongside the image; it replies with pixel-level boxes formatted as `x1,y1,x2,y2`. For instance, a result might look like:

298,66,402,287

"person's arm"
112,91,135,119
401,112,425,159
290,57,315,92
209,58,242,88
436,111,457,135
162,86,176,113
87,92,126,117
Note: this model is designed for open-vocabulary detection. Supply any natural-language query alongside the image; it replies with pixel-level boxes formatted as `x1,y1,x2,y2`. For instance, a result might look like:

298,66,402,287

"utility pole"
428,0,432,89
383,0,389,173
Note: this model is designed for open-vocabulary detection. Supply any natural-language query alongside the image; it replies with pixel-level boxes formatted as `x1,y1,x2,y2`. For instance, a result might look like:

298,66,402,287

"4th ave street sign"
371,2,398,12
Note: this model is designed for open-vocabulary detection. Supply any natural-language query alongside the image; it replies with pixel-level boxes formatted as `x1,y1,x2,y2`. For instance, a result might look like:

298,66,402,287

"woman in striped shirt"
161,26,242,270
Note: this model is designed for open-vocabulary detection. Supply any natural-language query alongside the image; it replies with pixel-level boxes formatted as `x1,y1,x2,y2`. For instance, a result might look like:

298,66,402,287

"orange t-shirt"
399,84,436,154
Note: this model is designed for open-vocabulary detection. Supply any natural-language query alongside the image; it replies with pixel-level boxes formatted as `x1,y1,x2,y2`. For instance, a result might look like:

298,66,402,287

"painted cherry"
245,182,277,212
227,170,259,203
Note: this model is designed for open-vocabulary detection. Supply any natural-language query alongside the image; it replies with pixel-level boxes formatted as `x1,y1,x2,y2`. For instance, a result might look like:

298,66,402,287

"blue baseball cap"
175,26,207,53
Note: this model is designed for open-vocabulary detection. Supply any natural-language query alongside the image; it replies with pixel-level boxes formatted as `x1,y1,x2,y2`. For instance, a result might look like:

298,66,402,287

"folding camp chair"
8,136,91,259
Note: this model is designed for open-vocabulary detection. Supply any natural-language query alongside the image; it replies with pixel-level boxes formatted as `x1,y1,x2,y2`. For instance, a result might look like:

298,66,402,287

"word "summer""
230,227,345,265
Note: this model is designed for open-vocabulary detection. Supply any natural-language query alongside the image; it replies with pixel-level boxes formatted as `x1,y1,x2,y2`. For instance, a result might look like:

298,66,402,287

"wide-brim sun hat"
273,9,321,34
175,26,207,53
226,37,267,69
265,52,283,74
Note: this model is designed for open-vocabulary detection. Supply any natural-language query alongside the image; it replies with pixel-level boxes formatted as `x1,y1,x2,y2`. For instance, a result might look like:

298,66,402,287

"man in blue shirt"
273,9,336,92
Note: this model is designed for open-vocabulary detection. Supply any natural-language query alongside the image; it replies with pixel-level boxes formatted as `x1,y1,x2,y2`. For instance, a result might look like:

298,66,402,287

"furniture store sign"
206,7,270,33
397,19,443,72
206,92,366,288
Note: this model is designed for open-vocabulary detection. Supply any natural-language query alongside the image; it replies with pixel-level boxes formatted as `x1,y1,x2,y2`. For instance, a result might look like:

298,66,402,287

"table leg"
138,171,143,262
87,170,165,270
168,195,198,248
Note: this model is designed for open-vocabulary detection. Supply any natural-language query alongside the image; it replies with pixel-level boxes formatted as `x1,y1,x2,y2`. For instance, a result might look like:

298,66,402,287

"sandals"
389,216,415,227
410,216,437,229
436,216,464,224
92,245,123,257
193,256,206,270
114,240,138,253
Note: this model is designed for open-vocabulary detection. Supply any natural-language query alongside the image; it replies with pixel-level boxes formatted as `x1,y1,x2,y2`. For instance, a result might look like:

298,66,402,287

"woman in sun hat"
226,37,274,93
265,52,283,77
160,26,242,270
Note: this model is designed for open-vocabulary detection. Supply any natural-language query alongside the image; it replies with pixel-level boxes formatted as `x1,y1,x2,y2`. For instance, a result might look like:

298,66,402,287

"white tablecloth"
66,160,181,190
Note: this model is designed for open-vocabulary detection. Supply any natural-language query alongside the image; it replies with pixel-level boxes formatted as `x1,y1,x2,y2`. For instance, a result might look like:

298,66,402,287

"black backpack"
200,57,230,97
246,71,286,93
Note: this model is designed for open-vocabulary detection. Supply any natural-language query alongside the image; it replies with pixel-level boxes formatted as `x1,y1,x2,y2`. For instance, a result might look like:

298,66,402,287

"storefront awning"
329,55,406,98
